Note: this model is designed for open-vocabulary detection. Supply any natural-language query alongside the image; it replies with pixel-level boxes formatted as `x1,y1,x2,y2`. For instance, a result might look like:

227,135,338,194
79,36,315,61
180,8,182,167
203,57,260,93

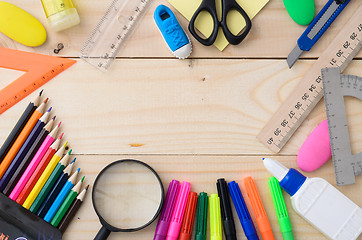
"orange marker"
244,177,275,240
0,99,48,179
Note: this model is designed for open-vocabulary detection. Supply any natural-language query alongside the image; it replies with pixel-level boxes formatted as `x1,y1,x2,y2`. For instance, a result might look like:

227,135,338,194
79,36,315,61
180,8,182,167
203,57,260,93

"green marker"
268,176,294,240
195,192,208,240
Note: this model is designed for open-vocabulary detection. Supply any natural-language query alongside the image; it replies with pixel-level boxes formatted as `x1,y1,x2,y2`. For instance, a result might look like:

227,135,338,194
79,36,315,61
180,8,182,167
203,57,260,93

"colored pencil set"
0,91,88,233
154,177,294,240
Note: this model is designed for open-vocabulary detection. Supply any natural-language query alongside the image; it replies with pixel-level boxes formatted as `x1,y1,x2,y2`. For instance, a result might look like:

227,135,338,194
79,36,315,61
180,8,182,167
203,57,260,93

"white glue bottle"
263,158,362,240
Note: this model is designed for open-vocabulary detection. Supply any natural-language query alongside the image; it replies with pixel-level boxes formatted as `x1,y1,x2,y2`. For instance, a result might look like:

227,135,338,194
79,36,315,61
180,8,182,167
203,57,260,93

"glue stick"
40,0,80,32
263,158,362,240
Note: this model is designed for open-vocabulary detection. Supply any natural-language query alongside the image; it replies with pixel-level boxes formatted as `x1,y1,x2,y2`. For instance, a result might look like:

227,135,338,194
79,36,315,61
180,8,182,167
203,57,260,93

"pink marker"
9,123,61,200
166,181,191,240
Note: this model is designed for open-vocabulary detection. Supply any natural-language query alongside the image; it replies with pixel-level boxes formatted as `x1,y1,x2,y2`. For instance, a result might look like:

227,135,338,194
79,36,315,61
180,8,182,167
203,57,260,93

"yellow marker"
210,194,222,240
23,143,70,209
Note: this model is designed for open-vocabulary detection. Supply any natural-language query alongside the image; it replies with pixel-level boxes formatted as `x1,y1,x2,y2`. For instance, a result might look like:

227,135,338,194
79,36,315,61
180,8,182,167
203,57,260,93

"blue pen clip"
228,181,259,240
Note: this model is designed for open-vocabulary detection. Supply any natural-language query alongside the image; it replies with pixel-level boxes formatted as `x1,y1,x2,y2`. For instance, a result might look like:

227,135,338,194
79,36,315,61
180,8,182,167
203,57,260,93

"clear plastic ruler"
80,0,153,71
257,5,362,153
322,68,362,186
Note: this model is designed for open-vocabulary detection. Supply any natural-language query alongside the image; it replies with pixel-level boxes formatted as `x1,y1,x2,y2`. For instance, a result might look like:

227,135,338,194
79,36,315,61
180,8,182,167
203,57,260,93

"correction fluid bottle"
40,0,80,32
263,158,362,240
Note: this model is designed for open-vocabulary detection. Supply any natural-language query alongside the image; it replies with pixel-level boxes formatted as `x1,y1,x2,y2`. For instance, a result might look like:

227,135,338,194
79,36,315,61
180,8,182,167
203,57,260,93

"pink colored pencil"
9,123,61,200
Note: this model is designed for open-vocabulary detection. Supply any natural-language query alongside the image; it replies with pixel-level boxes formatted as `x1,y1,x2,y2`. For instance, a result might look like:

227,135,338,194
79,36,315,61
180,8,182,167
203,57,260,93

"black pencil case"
0,193,62,240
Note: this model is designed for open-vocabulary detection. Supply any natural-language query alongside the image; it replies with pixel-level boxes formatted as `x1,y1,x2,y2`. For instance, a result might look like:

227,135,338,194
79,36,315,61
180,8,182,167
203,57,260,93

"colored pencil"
0,112,52,192
0,99,48,179
24,148,71,209
2,119,56,195
9,121,60,200
17,138,66,205
0,91,42,164
51,179,85,227
30,158,75,213
58,185,88,233
37,167,79,218
44,174,83,222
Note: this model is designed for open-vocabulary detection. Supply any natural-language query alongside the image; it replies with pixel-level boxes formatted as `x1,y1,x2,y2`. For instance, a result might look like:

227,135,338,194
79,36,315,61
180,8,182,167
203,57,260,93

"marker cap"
195,192,208,240
179,191,198,240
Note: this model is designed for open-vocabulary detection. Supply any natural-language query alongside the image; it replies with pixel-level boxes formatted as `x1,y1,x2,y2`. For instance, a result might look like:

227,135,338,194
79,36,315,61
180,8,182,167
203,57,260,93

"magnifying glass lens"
93,161,163,230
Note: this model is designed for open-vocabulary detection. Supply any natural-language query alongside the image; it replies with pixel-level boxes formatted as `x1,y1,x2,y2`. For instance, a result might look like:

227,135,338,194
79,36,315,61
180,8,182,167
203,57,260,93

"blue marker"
43,169,80,222
228,181,259,240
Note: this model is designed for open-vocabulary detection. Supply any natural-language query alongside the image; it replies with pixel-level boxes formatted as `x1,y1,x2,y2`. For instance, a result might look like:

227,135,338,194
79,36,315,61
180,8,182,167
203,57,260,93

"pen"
228,181,258,240
154,179,180,240
210,194,222,240
268,177,294,240
166,181,191,240
179,191,198,240
195,192,208,240
244,177,275,240
217,178,236,240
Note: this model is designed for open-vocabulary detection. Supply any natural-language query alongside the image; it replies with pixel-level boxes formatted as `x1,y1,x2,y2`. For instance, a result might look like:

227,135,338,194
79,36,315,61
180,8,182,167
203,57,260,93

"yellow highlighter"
210,194,222,240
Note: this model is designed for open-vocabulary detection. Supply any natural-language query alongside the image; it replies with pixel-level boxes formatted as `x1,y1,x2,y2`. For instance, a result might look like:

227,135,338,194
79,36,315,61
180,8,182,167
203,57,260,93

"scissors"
188,0,252,46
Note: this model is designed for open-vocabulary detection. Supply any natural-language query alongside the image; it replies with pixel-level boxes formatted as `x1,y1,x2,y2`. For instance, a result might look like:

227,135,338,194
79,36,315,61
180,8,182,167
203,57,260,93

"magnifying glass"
92,159,164,240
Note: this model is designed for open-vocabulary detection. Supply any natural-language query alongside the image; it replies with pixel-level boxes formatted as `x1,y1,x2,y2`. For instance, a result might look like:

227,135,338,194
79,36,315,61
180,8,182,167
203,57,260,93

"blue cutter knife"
287,0,350,68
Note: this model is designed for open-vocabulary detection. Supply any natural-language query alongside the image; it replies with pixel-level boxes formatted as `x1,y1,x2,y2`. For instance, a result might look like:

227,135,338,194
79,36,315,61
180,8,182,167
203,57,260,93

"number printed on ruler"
257,7,362,153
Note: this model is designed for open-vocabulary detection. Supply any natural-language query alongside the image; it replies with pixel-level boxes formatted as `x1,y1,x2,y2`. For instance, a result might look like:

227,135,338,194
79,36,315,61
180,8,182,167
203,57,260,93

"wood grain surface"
0,0,361,239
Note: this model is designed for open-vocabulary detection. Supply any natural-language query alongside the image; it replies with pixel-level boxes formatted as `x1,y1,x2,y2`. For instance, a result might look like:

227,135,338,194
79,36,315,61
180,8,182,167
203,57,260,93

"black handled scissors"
188,0,252,46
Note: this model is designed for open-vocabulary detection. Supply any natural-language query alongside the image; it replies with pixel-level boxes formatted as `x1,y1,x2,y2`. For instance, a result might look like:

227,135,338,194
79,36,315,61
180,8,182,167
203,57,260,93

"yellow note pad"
167,0,269,51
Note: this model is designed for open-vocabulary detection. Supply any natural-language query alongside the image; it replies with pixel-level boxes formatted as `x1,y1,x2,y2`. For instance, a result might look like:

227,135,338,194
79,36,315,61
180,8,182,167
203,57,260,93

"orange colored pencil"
16,135,65,205
0,99,48,179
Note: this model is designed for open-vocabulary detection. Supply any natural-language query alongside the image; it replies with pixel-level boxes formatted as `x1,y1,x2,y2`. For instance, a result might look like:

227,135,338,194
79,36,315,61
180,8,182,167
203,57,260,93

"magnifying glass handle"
94,226,111,240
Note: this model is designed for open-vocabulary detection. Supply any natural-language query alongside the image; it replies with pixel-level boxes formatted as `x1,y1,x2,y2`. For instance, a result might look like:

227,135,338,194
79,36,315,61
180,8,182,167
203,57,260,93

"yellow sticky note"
167,0,269,51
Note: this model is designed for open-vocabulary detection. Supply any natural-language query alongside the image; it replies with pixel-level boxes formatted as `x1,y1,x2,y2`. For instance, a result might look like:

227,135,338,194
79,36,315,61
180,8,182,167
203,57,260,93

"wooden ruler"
0,48,76,115
257,6,362,153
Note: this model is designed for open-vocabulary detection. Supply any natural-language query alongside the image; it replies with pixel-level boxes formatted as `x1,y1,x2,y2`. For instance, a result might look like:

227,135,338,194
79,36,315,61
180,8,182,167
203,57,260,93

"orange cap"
179,192,198,240
244,177,275,240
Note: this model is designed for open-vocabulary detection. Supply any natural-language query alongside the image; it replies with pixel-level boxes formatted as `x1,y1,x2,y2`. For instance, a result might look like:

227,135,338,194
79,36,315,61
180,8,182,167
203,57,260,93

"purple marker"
154,180,180,240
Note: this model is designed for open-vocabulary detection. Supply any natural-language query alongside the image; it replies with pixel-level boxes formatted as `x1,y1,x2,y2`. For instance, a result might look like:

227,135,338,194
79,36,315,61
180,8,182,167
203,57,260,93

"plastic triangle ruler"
257,5,362,152
322,68,362,186
0,47,76,115
80,0,153,71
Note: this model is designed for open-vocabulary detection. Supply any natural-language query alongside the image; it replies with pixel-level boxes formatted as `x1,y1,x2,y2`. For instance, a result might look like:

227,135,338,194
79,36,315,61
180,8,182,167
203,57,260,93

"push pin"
54,43,64,54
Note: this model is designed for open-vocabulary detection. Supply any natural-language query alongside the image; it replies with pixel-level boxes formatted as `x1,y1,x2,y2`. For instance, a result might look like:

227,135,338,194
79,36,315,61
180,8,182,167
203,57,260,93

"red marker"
179,192,198,240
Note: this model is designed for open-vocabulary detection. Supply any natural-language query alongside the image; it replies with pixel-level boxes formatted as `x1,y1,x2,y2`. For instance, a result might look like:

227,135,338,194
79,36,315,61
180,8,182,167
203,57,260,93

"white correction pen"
263,158,362,240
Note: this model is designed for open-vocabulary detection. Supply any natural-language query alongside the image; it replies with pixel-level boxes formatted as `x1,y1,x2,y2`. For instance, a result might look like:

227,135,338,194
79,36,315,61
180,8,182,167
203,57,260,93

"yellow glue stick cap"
0,1,46,47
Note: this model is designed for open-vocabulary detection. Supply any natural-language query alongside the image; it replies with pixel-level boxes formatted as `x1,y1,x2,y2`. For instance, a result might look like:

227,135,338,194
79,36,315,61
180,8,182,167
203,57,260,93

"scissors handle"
188,0,219,46
221,0,252,45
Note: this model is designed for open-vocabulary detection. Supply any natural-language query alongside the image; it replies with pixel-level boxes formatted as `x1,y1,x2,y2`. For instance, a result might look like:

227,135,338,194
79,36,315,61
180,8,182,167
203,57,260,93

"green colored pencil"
29,158,75,213
51,176,84,227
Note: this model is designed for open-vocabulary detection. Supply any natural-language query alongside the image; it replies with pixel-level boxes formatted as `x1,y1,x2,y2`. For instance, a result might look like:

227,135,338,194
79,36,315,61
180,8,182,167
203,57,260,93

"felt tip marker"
154,179,180,240
228,181,258,240
217,178,236,240
244,177,275,240
209,194,222,240
179,191,198,240
268,177,294,240
195,192,208,240
166,181,191,240
263,158,362,240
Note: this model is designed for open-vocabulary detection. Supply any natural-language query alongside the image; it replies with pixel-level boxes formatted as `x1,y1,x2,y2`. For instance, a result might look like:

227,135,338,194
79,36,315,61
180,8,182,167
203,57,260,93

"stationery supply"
257,5,362,153
216,178,237,240
154,179,180,240
282,0,315,25
80,0,153,71
228,181,258,240
91,159,164,240
322,68,362,185
268,177,294,240
244,177,274,240
179,192,198,240
209,194,222,240
154,5,192,59
167,0,269,51
287,0,351,68
40,0,80,32
263,158,362,240
189,0,251,46
0,48,76,115
195,192,208,240
0,92,42,165
167,181,191,240
0,1,46,46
